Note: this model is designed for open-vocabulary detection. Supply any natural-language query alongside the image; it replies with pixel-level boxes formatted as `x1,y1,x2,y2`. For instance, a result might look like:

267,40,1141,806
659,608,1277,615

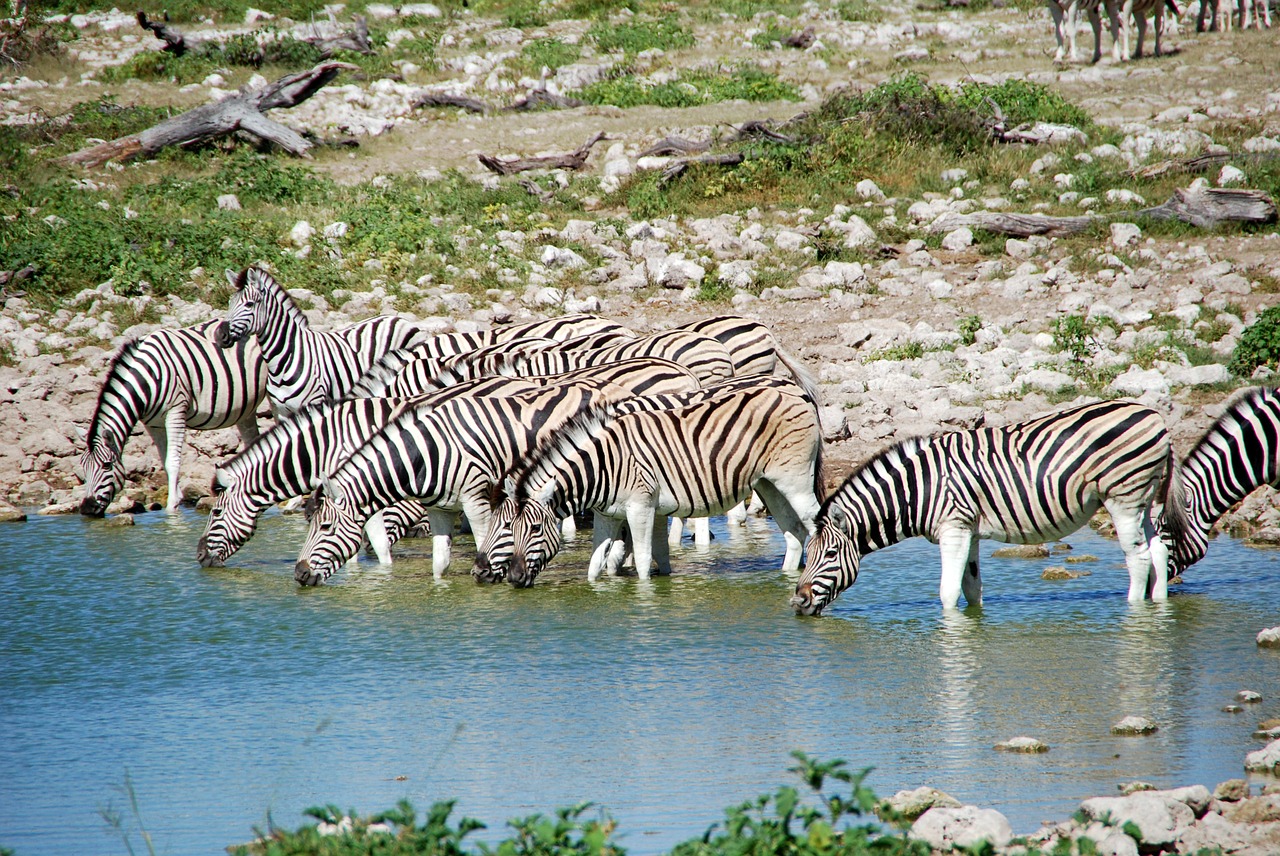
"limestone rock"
1078,793,1194,849
878,786,961,821
0,499,28,521
994,736,1049,753
1214,779,1250,802
1111,716,1159,735
1224,793,1280,824
1042,566,1091,580
1258,626,1280,648
105,513,135,527
1245,739,1280,774
992,544,1050,558
910,805,1013,851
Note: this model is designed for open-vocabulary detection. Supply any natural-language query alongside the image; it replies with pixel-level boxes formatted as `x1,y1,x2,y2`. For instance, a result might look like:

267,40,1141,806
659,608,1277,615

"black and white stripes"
792,399,1186,614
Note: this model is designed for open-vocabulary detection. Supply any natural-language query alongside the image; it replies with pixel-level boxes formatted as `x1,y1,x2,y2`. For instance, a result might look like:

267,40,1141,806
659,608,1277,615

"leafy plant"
835,0,885,22
958,315,982,346
588,14,694,54
576,65,798,108
1229,305,1280,376
1051,314,1097,363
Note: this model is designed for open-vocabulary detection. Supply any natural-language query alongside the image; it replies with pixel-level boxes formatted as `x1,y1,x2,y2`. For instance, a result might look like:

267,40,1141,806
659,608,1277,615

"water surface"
2,509,1278,855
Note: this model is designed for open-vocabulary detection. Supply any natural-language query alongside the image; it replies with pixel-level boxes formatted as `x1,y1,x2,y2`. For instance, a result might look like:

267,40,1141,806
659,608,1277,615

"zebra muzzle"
213,322,238,349
195,536,222,568
79,496,108,517
294,558,322,586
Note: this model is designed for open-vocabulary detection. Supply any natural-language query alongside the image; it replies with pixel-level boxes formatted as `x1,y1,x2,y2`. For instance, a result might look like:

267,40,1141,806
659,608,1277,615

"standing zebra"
791,400,1187,616
475,380,824,588
294,365,702,584
1162,386,1280,576
1047,0,1121,62
674,315,819,403
215,266,424,417
78,320,266,516
348,328,735,399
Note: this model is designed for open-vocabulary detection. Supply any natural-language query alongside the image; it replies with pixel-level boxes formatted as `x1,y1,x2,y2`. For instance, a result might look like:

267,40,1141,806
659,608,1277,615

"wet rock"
1215,779,1251,802
994,736,1049,753
991,544,1049,558
1119,781,1156,795
1225,794,1280,824
1255,719,1280,740
1257,626,1280,648
105,513,134,527
910,805,1013,851
1078,793,1194,849
1065,554,1098,563
1245,739,1280,774
36,501,78,516
1239,690,1263,703
1041,566,1091,580
878,786,961,822
0,499,27,521
1112,716,1159,735
1177,810,1280,855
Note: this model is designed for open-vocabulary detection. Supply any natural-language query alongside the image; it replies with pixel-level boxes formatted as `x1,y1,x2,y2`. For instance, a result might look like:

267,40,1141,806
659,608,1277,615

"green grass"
587,14,695,55
508,39,582,78
575,65,799,109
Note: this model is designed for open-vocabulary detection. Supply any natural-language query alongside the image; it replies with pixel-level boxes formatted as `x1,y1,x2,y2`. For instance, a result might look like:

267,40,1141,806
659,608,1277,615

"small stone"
36,501,78,516
1042,566,1091,580
992,544,1050,558
105,513,135,527
216,193,241,211
994,736,1049,753
1238,690,1262,703
0,500,26,522
1224,704,1244,713
1065,554,1099,563
1257,626,1280,648
1120,781,1156,795
1112,716,1159,735
1110,222,1142,248
1215,779,1250,802
910,806,1013,851
941,227,973,251
877,786,961,821
1245,739,1280,774
1218,164,1246,186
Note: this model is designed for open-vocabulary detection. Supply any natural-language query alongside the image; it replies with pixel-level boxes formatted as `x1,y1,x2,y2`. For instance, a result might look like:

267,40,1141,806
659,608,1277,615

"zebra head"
473,482,518,584
78,443,125,517
196,470,256,567
791,506,860,616
507,481,563,589
294,484,365,586
215,267,269,348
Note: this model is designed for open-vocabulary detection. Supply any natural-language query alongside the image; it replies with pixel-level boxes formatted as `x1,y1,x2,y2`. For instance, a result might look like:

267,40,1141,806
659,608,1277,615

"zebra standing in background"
674,315,819,403
294,376,651,585
791,400,1188,616
214,266,424,417
78,320,266,516
1047,0,1121,62
476,380,824,588
1162,386,1280,577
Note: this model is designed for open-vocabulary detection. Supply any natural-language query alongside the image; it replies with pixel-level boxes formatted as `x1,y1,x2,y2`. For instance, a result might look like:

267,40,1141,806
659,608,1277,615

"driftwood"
412,91,491,114
784,26,816,48
56,61,354,168
508,89,585,111
477,131,606,176
660,152,744,184
306,15,373,57
928,186,1276,237
638,136,710,158
519,179,555,201
732,120,795,144
136,12,189,55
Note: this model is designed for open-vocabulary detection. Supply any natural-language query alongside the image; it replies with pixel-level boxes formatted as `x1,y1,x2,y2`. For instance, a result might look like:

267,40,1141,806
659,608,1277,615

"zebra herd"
76,264,1280,616
1046,0,1270,65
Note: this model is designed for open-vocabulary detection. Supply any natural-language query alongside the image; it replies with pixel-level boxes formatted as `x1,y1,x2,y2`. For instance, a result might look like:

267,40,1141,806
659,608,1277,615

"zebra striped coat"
348,328,735,399
674,315,819,403
294,376,662,585
792,399,1187,616
477,380,824,587
78,320,266,515
1164,386,1280,576
215,266,423,417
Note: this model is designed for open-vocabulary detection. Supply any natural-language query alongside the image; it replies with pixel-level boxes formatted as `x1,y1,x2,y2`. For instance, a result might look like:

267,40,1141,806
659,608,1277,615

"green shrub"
576,65,798,108
510,38,581,77
1230,306,1280,376
958,315,982,346
835,0,885,22
588,14,694,54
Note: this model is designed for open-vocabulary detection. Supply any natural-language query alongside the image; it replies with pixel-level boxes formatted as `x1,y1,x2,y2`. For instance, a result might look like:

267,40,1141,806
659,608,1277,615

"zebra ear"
225,268,240,289
317,474,345,507
825,503,848,531
503,475,517,500
213,467,231,490
533,479,556,506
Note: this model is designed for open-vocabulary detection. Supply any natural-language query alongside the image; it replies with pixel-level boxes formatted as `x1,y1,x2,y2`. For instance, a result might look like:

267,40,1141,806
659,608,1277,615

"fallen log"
507,89,584,112
477,131,607,175
660,152,745,184
638,135,710,158
136,11,189,55
928,186,1276,237
732,120,794,143
412,91,491,114
56,61,354,168
306,15,372,57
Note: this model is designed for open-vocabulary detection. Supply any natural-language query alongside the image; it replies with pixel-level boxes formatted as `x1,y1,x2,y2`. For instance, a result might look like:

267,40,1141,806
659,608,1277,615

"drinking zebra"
78,320,266,516
791,400,1188,616
475,379,824,588
1163,386,1280,576
347,328,736,399
214,266,425,417
294,361,705,584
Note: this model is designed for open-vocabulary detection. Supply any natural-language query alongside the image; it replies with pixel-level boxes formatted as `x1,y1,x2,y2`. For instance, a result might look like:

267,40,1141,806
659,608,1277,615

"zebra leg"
651,515,672,575
1105,499,1156,601
726,501,747,526
588,515,625,581
426,508,459,579
753,479,818,573
668,516,684,545
235,409,260,447
157,407,187,510
561,515,578,541
936,526,975,610
624,505,658,580
364,508,392,565
692,517,711,547
961,537,982,608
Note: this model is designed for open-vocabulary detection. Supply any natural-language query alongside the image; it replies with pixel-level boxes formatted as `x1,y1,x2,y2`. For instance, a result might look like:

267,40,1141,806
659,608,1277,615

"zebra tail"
813,437,828,503
775,345,820,406
1159,446,1191,569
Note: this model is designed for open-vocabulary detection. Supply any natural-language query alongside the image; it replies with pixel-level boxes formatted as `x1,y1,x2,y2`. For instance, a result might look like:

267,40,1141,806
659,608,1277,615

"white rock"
540,246,588,269
324,221,349,240
1244,136,1280,153
774,230,809,252
1245,739,1280,774
400,3,443,15
1005,238,1035,260
1163,363,1230,387
717,260,756,289
1079,794,1194,848
1218,164,1247,186
364,3,398,18
994,736,1049,753
244,7,274,23
1258,626,1280,648
926,279,953,299
941,227,973,251
838,215,878,249
1110,366,1169,397
216,194,241,211
202,73,226,87
289,221,315,247
855,179,886,201
1112,715,1158,735
1110,222,1142,248
941,168,968,184
911,806,1013,851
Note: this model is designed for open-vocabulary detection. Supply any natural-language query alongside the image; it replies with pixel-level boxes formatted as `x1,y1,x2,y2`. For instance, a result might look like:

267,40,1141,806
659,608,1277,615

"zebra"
1047,0,1122,62
1116,0,1170,59
196,394,447,568
673,315,819,403
214,266,425,417
475,379,824,588
77,320,266,516
293,369,698,585
791,399,1188,616
490,313,635,343
1162,386,1280,577
348,328,736,400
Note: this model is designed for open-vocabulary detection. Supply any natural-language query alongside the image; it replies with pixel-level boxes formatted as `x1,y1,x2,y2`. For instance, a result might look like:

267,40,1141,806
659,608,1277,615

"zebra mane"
85,337,146,448
237,265,310,329
512,400,621,501
1185,386,1278,463
221,397,339,476
819,434,936,524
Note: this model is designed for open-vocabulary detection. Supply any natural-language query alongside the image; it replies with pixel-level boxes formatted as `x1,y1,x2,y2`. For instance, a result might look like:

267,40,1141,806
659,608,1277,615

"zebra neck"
1183,440,1278,528
88,358,160,453
255,292,312,367
832,454,932,556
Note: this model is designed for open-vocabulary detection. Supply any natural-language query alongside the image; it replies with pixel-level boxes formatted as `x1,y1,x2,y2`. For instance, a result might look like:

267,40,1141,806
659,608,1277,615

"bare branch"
477,131,607,176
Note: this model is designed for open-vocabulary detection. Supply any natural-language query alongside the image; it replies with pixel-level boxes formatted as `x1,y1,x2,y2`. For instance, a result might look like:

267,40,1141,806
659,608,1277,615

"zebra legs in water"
936,525,983,609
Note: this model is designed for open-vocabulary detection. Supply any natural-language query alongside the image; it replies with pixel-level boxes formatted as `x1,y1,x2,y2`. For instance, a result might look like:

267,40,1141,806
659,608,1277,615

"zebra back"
675,315,819,403
344,336,558,400
1169,386,1280,572
490,313,635,343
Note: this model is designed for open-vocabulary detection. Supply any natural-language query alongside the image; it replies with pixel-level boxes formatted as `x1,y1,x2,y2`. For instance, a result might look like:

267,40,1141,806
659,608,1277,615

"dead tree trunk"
929,186,1276,237
136,12,190,55
56,61,355,168
477,132,607,175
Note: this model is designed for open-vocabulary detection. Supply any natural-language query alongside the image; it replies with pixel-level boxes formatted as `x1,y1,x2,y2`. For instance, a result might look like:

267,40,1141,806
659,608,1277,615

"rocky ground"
3,0,1280,849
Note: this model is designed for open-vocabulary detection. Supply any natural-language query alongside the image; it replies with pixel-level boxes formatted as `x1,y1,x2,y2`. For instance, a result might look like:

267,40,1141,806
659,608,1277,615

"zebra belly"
975,497,1101,544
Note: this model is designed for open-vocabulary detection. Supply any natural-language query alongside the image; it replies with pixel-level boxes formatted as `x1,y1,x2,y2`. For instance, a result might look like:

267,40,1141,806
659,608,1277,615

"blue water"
1,509,1278,855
